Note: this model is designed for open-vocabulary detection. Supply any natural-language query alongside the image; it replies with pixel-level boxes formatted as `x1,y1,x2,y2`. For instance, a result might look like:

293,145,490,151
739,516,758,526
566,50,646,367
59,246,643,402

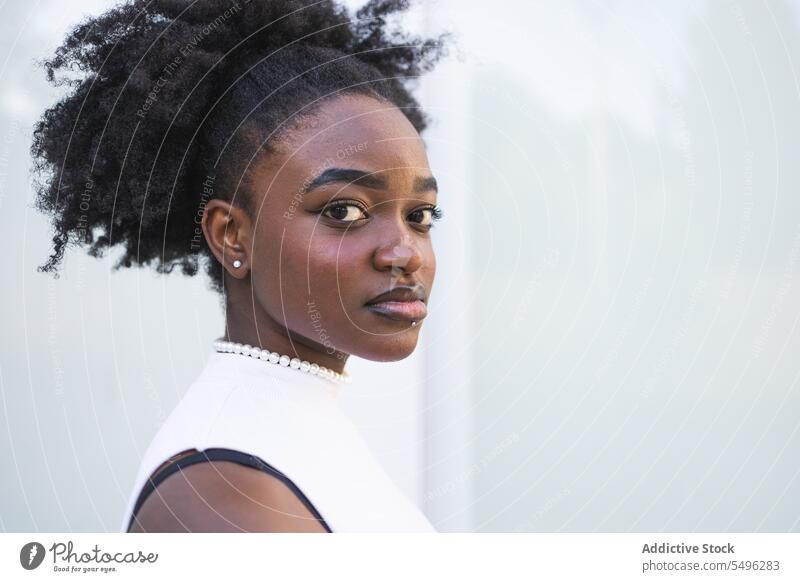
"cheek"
427,245,436,281
301,233,366,300
259,225,367,322
418,241,436,292
247,221,316,318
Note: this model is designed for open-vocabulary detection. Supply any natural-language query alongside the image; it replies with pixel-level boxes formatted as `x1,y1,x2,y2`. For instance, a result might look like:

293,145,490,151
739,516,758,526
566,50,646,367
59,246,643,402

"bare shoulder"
128,459,329,533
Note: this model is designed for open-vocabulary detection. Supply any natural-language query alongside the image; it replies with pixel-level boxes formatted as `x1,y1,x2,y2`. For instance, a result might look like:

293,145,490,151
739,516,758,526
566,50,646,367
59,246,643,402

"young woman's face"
245,95,438,363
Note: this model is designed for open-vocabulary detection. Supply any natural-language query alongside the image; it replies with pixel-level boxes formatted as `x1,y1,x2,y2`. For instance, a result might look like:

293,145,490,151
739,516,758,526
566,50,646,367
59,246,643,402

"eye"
322,201,369,222
408,205,443,228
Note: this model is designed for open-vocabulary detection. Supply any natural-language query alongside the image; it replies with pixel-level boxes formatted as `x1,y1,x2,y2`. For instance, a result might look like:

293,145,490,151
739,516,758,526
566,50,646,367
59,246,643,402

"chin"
352,331,421,363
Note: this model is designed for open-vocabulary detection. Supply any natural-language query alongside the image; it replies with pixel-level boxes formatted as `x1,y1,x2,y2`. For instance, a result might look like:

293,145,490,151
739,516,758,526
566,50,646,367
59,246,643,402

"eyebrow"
302,167,438,195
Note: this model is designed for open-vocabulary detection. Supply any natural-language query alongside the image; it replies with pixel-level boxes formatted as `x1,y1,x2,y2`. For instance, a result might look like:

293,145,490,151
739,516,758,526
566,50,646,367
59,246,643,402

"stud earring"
232,259,242,269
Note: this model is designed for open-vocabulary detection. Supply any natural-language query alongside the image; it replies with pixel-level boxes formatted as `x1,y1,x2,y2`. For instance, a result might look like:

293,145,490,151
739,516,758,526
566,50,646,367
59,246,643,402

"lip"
366,299,428,322
365,285,428,323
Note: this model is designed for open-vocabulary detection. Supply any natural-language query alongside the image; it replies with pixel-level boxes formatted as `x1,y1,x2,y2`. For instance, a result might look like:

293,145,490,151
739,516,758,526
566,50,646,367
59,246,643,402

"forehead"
268,95,431,179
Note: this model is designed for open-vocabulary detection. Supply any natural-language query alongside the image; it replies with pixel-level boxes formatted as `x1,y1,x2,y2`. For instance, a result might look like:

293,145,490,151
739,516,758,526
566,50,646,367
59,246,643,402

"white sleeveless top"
120,350,436,532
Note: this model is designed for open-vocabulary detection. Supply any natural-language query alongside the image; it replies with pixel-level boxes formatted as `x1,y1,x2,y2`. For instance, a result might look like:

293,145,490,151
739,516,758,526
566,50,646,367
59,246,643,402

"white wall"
419,0,800,531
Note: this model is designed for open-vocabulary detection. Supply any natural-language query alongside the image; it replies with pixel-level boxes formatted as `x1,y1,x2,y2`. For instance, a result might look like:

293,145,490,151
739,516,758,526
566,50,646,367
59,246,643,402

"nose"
372,232,424,277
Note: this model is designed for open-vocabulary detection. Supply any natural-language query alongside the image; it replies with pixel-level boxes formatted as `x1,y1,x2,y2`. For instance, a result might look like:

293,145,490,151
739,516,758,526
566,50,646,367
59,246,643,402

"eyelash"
319,200,444,229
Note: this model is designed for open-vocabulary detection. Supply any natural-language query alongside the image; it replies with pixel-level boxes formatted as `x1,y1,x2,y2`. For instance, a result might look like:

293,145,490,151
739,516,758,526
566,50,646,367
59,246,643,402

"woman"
32,0,446,532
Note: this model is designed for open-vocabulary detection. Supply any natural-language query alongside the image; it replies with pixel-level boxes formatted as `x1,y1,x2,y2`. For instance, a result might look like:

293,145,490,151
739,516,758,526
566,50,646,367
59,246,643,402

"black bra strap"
127,448,332,532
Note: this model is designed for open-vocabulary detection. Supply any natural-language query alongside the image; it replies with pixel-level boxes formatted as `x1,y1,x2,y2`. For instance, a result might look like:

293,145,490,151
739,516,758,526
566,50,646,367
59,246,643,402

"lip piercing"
232,259,242,269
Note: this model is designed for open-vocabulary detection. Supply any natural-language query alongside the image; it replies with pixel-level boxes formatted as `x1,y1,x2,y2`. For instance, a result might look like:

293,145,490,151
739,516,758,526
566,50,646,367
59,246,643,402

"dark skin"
129,95,438,532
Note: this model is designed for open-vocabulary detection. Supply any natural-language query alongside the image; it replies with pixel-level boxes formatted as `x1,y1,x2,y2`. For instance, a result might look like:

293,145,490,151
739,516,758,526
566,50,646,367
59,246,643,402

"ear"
201,198,252,280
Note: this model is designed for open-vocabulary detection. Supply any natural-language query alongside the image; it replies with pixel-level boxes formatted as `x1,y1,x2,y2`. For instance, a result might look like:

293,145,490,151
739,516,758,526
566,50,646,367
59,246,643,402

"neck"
223,292,349,375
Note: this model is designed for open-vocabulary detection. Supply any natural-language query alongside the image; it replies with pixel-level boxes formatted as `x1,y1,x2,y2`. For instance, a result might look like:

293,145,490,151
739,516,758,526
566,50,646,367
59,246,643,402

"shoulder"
128,456,329,533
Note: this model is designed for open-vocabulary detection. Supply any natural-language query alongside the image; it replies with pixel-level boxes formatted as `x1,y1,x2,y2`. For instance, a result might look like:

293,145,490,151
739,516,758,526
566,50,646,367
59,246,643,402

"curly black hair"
31,0,447,291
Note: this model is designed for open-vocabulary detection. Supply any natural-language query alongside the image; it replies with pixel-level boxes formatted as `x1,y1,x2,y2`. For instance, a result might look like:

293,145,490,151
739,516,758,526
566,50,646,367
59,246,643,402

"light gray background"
1,0,798,532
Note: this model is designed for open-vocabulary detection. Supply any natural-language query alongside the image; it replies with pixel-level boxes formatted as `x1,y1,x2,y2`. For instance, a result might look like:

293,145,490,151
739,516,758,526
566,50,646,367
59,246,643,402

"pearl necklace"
213,339,352,384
